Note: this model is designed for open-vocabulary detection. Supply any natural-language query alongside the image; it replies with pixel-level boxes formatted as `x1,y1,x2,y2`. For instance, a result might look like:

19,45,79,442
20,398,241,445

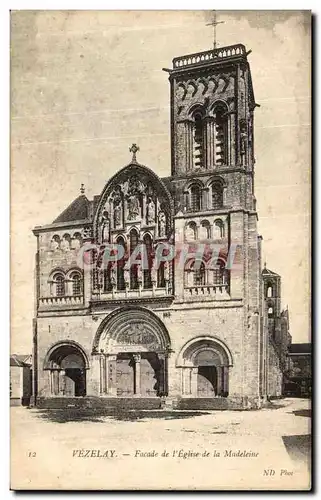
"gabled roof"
53,195,91,224
10,354,32,367
262,267,281,278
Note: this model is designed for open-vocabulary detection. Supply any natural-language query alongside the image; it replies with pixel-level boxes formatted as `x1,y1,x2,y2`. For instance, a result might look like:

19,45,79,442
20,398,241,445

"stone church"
33,42,290,410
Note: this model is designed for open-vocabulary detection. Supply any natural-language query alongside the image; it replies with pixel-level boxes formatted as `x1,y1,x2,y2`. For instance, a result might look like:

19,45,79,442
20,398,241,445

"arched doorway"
93,306,171,398
177,337,232,398
44,342,89,397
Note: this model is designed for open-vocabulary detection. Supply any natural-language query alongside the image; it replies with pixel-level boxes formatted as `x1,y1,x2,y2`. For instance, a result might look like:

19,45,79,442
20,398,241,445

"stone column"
222,366,229,395
158,352,169,396
107,355,117,396
216,366,222,396
59,370,66,396
52,370,59,395
133,354,141,396
99,354,107,394
182,367,192,395
191,367,198,397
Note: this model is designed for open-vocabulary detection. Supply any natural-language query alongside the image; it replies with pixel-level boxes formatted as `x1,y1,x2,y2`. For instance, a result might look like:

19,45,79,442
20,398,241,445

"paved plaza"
11,397,311,490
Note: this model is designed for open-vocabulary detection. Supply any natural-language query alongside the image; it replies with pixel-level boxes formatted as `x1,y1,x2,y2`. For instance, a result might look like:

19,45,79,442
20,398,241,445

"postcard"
10,10,311,490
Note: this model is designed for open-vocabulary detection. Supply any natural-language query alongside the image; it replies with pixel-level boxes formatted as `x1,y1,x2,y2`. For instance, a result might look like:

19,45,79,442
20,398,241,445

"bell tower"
164,44,256,177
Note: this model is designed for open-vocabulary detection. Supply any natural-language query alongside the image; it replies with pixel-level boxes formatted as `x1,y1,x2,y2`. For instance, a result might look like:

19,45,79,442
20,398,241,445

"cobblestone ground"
11,397,311,491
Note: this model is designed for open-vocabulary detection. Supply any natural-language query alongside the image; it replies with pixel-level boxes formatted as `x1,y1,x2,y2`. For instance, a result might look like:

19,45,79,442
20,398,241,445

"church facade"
32,42,289,410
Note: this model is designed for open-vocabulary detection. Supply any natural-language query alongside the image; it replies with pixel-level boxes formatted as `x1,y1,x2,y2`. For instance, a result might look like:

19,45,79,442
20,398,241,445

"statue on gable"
146,197,156,225
101,210,110,243
112,187,123,228
158,211,167,237
127,175,142,221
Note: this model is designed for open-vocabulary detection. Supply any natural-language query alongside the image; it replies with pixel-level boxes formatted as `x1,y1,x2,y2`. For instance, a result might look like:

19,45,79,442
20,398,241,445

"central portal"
116,353,162,397
94,306,171,398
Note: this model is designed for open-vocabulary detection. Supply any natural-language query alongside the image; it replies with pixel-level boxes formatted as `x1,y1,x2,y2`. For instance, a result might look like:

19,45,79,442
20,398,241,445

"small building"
10,354,32,406
262,267,292,398
284,343,311,397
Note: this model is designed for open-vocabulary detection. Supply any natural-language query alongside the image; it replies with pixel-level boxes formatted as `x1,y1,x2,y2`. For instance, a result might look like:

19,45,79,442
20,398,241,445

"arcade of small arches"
92,229,171,295
43,309,232,399
185,218,226,241
50,232,83,252
49,268,83,298
184,178,225,213
184,258,229,289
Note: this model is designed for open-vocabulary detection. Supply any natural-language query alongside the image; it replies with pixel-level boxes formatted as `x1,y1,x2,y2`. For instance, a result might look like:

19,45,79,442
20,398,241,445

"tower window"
193,261,206,286
267,286,273,298
193,112,204,168
53,273,65,297
213,106,228,165
213,260,228,285
212,182,223,209
190,185,201,212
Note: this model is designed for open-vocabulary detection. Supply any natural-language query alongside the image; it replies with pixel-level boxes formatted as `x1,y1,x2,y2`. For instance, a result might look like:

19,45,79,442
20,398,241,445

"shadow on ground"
282,435,311,470
290,409,311,418
32,409,210,424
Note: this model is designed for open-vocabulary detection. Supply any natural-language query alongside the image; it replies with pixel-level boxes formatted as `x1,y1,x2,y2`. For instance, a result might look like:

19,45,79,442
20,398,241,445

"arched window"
213,260,228,285
50,235,60,251
193,261,206,286
268,306,274,317
213,219,224,239
129,229,139,289
193,111,204,168
71,232,82,250
186,221,197,241
70,271,82,296
53,272,65,297
61,233,71,252
190,184,201,212
211,182,223,209
267,286,273,298
116,236,126,291
213,105,228,165
200,220,210,240
143,234,153,289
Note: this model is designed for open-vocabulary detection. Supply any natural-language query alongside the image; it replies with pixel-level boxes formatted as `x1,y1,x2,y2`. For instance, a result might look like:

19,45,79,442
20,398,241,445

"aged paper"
10,10,311,490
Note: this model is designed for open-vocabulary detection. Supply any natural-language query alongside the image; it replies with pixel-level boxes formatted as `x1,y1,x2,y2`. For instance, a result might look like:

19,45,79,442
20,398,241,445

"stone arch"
176,336,233,367
176,336,232,398
43,340,89,397
92,305,171,354
44,340,90,370
93,306,171,398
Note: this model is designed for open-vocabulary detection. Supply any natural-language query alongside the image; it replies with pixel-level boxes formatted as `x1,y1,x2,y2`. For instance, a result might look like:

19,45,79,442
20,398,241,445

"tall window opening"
212,182,223,209
193,112,204,168
190,184,201,212
129,229,139,289
53,273,65,297
193,261,206,286
116,236,126,290
143,234,153,289
70,271,82,296
213,106,228,165
213,259,228,285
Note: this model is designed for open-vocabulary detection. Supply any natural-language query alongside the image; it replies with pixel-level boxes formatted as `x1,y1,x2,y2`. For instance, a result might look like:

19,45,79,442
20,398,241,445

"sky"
10,10,311,353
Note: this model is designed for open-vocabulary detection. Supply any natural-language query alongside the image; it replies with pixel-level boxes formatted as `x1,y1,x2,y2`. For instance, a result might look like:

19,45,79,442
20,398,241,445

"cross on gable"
129,143,140,162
